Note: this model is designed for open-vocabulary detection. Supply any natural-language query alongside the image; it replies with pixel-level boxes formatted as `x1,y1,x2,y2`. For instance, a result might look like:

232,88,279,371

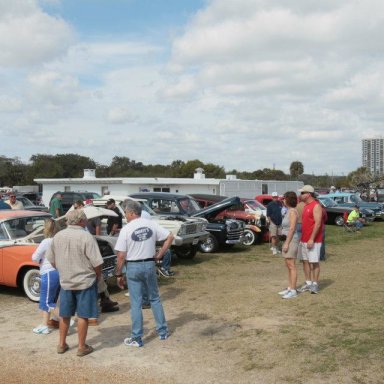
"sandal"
77,344,94,357
57,343,69,354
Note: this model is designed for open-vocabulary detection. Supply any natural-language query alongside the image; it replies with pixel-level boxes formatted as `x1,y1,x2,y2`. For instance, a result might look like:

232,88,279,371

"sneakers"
142,303,151,309
124,337,143,347
282,289,298,299
157,267,172,278
278,288,290,296
297,283,312,293
310,283,319,294
125,291,130,297
33,325,50,334
272,248,278,255
159,332,169,340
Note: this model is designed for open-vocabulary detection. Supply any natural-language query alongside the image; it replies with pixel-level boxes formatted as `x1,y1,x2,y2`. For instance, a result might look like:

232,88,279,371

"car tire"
198,234,218,253
173,245,198,259
335,215,344,226
22,269,41,302
242,228,256,246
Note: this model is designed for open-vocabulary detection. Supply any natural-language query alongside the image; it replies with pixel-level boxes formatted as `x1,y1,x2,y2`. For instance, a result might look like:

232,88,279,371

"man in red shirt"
297,185,323,294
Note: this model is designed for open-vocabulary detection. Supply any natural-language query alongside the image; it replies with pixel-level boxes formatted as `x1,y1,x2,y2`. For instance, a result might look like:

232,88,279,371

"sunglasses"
300,192,309,195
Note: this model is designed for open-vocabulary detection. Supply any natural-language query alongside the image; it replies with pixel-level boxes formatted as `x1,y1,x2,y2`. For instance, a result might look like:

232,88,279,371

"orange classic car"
0,209,118,302
0,210,50,301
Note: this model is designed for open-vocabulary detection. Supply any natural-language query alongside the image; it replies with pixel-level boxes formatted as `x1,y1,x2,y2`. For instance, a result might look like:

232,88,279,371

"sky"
1,0,383,176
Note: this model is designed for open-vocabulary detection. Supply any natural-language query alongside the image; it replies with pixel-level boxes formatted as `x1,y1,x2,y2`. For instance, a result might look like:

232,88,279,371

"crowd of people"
0,186,368,355
29,197,175,356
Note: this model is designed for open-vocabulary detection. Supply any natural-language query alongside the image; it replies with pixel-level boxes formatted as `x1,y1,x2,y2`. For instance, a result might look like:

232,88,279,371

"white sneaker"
33,325,50,334
125,291,130,297
278,288,290,295
272,248,277,255
282,290,298,299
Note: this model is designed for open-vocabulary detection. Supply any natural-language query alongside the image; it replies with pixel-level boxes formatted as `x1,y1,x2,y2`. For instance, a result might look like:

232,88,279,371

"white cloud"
107,107,137,124
1,0,384,176
0,0,74,67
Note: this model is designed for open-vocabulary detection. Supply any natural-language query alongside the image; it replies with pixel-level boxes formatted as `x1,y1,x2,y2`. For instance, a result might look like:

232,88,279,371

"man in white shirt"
114,200,174,347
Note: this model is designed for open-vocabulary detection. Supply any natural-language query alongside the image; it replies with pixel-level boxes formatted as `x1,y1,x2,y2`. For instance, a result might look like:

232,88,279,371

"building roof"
34,177,220,185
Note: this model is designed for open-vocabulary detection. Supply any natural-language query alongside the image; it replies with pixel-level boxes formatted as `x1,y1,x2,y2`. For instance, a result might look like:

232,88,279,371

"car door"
0,223,8,282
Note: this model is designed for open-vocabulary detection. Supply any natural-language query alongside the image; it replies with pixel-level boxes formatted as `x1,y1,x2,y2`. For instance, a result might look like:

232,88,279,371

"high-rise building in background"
362,138,384,175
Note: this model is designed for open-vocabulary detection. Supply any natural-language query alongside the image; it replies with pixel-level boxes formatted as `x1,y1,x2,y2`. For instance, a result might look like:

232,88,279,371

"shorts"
39,270,60,312
59,280,98,319
283,238,299,259
269,222,282,237
297,242,321,263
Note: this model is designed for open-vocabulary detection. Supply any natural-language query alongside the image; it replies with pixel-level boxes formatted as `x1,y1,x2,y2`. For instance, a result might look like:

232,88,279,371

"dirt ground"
1,235,384,384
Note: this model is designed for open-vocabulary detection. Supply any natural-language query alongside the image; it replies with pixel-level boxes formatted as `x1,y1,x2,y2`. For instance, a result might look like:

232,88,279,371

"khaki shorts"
269,222,282,237
297,242,321,263
283,238,299,259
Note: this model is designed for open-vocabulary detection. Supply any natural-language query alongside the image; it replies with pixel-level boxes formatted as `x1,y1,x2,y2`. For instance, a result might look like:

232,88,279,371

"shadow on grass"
320,278,334,290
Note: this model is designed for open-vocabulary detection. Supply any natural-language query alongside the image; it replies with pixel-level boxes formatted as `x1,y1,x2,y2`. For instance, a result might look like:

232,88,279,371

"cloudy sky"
1,0,383,176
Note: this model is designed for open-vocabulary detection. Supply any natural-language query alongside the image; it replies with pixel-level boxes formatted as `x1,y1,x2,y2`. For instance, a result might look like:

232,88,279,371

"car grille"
103,254,116,270
226,219,245,240
184,223,197,234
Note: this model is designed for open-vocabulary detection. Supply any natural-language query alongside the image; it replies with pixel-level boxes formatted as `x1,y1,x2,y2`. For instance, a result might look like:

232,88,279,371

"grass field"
168,221,384,383
1,222,383,384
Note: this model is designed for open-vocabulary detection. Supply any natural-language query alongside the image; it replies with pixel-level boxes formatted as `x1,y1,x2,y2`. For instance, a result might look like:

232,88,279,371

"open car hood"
191,196,241,220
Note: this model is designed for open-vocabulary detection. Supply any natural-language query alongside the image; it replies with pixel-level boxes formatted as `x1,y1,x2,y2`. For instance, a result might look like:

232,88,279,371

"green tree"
30,154,96,178
289,161,304,179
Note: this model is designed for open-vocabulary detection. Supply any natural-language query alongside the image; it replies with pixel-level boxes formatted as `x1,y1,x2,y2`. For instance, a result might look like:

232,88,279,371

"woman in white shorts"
278,191,299,299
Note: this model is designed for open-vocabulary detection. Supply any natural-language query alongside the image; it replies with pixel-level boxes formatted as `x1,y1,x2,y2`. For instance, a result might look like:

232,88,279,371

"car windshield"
179,198,201,215
1,215,48,240
83,192,101,199
318,197,338,208
140,201,156,216
244,200,266,211
19,197,35,207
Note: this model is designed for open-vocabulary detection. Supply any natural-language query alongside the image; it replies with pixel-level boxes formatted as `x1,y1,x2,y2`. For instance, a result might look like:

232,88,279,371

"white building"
362,138,384,175
35,168,304,206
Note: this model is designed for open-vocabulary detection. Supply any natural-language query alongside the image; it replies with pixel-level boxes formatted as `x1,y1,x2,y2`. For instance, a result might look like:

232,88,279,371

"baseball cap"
271,192,278,197
298,185,315,193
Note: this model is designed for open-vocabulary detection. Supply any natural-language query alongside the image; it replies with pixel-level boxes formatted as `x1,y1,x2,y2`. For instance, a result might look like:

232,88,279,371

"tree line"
0,154,376,191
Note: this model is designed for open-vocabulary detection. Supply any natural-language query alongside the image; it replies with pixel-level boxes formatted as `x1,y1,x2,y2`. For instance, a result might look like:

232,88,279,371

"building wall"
362,138,384,175
219,180,304,198
40,180,218,206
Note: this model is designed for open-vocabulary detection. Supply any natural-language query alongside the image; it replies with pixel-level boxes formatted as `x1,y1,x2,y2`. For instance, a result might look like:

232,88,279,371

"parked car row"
1,188,379,303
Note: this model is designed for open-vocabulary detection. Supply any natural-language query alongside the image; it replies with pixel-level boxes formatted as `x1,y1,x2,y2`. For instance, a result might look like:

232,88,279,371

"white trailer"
219,180,304,198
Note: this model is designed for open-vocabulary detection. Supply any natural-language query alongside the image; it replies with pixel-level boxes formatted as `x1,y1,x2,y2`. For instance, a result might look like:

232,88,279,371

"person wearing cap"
266,192,283,255
297,185,324,294
347,205,364,230
106,198,123,236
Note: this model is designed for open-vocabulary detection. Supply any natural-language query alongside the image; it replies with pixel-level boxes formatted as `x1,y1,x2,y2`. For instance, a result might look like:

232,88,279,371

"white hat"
298,185,315,193
271,192,278,197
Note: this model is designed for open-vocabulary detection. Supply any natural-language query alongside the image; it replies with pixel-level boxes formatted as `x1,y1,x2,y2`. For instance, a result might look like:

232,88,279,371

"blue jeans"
143,250,172,305
126,261,168,339
160,249,172,271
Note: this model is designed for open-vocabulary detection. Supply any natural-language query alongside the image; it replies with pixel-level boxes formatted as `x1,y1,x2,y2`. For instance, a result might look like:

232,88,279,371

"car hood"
191,196,241,220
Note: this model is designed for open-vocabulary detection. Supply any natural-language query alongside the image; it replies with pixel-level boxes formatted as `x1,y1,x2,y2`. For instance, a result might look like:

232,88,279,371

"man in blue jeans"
114,200,174,347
